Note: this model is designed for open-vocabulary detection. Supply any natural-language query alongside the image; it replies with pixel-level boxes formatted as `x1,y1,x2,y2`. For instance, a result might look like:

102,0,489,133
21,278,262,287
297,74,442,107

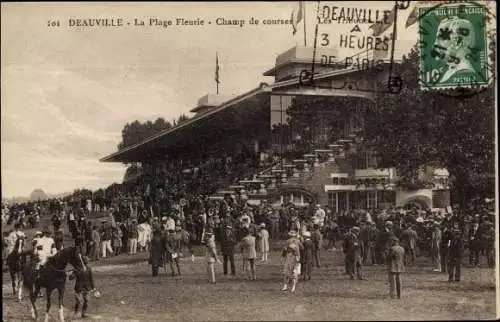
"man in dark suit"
220,224,236,276
387,236,405,299
400,224,418,266
447,223,463,282
468,217,481,266
377,221,395,265
343,226,363,280
440,223,453,273
482,221,495,268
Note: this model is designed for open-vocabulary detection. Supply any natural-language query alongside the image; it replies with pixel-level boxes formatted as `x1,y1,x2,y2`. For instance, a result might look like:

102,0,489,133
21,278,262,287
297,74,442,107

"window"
356,153,367,169
367,191,377,209
366,150,378,168
328,192,337,210
377,191,396,208
348,106,364,135
353,191,367,209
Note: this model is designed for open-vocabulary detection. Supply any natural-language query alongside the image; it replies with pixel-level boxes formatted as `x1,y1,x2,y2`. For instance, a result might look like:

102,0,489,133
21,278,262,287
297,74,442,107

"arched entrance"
401,195,432,210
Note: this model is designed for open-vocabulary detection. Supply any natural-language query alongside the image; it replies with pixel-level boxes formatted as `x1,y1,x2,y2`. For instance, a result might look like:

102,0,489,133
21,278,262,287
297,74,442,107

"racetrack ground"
2,244,496,321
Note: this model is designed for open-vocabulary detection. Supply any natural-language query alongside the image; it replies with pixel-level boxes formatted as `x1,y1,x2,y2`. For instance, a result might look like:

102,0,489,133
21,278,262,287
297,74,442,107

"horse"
6,236,27,300
22,246,87,322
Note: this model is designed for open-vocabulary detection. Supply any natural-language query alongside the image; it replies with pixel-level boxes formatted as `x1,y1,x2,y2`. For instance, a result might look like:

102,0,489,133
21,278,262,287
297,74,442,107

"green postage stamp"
418,2,495,90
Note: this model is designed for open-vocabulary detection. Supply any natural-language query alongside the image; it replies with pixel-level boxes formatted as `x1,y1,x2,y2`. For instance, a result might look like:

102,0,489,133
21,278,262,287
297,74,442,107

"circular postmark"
417,0,496,97
299,69,315,86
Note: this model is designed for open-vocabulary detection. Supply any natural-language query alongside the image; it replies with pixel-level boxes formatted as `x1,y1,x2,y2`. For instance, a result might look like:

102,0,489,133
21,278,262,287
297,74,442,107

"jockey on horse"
5,223,28,298
32,230,43,249
33,227,58,281
6,223,26,255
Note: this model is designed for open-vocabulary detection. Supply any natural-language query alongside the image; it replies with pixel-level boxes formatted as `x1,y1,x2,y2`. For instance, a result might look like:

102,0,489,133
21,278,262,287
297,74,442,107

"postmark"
418,1,496,94
299,1,409,95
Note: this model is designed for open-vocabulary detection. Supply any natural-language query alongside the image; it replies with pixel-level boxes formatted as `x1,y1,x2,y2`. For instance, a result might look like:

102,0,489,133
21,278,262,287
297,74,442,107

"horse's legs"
44,288,52,322
17,273,24,301
74,293,81,315
58,287,65,322
30,288,39,320
81,293,89,317
10,269,17,295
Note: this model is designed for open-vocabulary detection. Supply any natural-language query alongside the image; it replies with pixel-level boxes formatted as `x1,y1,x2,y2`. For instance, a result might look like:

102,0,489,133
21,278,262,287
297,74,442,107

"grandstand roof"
100,63,385,163
100,84,270,163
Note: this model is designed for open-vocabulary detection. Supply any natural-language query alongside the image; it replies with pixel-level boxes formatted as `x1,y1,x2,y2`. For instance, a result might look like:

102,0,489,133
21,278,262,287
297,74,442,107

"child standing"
258,223,270,261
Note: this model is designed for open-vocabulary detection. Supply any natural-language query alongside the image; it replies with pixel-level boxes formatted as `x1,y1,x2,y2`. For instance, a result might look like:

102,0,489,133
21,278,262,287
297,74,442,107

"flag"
215,52,220,84
291,1,304,35
370,5,396,37
405,5,419,28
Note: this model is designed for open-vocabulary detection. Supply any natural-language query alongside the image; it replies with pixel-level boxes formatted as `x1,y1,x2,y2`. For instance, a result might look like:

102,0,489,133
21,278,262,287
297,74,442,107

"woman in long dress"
300,231,314,280
258,223,270,261
281,231,303,292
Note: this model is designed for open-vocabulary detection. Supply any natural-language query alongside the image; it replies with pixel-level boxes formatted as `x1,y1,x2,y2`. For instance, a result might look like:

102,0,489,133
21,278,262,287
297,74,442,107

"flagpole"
216,51,219,95
303,1,307,47
388,5,398,78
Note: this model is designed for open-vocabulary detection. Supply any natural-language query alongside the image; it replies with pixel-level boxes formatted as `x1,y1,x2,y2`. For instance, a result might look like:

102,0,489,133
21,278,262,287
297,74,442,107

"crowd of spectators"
2,150,495,271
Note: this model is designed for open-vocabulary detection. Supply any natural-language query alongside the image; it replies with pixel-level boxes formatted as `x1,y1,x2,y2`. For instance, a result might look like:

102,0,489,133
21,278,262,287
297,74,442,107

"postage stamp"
418,2,495,90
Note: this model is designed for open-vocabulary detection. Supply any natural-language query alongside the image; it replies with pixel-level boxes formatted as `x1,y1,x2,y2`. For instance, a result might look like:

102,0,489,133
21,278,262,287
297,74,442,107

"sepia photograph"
1,1,497,321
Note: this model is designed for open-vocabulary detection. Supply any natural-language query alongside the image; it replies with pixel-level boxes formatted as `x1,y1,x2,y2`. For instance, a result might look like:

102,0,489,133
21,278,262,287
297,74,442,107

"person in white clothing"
32,231,43,249
240,212,251,229
33,229,57,273
314,204,326,228
166,215,176,231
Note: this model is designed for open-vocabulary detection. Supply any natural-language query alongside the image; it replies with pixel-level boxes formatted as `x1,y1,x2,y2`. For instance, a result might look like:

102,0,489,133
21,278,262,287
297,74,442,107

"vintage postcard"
1,1,497,321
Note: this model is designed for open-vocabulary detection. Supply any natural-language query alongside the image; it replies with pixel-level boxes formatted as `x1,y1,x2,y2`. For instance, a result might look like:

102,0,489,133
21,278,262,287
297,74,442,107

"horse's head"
48,246,87,272
14,236,25,254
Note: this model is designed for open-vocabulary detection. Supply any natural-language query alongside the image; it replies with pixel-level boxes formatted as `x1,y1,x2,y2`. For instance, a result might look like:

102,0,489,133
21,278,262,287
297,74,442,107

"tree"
117,117,172,150
30,189,48,201
287,96,346,151
123,164,142,183
363,43,495,210
177,114,190,125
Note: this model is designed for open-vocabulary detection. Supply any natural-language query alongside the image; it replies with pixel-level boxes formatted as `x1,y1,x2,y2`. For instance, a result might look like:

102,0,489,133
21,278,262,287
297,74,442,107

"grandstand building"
101,46,450,212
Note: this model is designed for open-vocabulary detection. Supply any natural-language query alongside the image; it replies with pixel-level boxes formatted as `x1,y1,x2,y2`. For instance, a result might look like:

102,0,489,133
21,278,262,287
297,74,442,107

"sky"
2,1,484,198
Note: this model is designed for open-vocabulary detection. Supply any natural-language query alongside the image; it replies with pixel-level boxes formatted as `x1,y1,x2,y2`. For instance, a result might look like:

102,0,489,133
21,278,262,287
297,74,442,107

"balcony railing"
433,168,449,177
354,168,395,180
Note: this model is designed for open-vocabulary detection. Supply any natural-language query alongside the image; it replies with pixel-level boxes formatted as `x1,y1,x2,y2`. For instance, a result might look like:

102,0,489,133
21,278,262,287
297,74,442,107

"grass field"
2,215,497,321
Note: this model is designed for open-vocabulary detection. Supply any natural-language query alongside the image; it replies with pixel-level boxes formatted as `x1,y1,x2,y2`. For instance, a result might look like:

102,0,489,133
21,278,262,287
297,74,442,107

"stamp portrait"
418,2,494,90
